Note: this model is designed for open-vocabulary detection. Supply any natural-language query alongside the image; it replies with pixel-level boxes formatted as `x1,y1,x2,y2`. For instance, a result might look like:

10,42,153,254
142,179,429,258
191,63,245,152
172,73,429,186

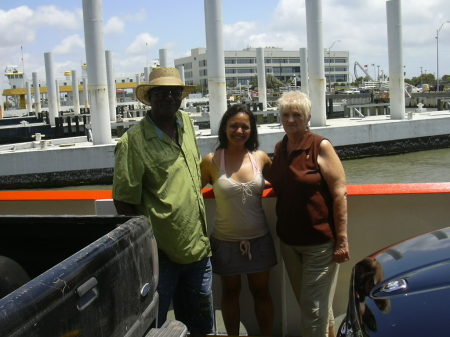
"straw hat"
136,67,196,106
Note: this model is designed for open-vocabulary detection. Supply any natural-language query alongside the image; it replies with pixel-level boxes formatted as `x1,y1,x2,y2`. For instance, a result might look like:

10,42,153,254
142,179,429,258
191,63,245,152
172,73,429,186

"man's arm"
114,200,138,215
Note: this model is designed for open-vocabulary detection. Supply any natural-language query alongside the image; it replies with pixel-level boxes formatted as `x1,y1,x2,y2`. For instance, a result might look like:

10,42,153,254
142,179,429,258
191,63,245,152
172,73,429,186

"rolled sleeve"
112,137,144,205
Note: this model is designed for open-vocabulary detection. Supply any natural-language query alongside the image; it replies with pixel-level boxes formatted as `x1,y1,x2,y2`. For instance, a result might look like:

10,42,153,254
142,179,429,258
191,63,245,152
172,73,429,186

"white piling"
178,65,187,109
159,49,169,67
144,67,150,83
26,81,33,113
44,52,58,126
82,76,89,108
32,72,41,115
256,48,268,111
72,70,80,114
300,48,310,95
386,0,405,120
82,0,112,144
204,0,227,135
55,79,61,112
305,0,327,126
105,50,117,122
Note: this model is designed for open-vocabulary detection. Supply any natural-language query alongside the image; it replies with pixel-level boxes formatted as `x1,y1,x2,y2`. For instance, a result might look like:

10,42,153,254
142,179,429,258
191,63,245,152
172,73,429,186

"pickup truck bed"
0,215,159,337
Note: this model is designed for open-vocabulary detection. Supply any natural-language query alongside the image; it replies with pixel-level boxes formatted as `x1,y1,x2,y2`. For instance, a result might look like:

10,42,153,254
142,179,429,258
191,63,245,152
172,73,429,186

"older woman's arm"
318,139,350,263
257,150,273,181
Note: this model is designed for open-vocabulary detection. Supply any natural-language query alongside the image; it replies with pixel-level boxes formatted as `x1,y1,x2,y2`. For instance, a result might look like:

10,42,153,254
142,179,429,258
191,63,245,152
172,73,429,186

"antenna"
21,46,25,74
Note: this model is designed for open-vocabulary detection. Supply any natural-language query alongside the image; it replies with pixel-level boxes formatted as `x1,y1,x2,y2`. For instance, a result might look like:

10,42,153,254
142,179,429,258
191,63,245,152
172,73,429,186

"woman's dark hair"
217,103,259,151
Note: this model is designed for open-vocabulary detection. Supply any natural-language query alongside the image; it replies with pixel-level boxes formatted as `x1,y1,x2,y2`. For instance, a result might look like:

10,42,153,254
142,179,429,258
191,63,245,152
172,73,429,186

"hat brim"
136,84,196,106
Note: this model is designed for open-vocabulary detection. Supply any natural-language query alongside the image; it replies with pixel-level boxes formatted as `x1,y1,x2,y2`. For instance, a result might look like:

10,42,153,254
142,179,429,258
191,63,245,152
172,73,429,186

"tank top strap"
248,151,261,174
219,148,226,173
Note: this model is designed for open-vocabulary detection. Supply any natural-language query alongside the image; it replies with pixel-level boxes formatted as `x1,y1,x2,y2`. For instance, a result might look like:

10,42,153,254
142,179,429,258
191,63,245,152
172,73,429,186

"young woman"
200,104,276,336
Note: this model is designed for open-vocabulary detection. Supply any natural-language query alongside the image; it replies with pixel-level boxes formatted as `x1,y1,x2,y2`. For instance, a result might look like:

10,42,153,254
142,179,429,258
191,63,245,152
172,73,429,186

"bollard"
74,115,80,135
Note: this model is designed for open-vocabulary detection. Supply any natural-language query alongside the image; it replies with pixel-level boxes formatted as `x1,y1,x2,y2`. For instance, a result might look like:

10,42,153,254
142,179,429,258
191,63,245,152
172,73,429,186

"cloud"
124,9,147,23
32,6,82,30
52,34,84,55
104,16,125,35
126,33,159,55
0,6,36,46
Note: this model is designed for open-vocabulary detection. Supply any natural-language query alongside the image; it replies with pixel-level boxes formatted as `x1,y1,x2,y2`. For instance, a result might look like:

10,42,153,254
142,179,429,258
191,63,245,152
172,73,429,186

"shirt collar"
142,110,184,141
282,131,314,153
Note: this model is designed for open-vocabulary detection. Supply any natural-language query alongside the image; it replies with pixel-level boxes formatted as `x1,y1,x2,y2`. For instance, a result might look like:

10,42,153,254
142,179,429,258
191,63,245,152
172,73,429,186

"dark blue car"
338,227,450,337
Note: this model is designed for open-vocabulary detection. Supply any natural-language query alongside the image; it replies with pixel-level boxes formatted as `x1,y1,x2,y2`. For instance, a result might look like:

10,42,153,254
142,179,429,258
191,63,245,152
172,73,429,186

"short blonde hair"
277,91,311,120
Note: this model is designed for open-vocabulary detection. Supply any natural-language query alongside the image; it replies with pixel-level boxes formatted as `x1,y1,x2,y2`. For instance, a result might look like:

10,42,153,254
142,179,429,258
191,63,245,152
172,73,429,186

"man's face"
148,86,183,119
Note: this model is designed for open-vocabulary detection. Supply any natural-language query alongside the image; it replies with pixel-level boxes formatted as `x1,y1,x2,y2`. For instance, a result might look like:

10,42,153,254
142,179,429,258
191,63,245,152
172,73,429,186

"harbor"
1,0,450,336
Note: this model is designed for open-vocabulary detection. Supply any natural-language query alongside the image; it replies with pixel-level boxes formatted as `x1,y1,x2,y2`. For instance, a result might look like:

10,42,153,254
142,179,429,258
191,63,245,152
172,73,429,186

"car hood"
351,227,450,337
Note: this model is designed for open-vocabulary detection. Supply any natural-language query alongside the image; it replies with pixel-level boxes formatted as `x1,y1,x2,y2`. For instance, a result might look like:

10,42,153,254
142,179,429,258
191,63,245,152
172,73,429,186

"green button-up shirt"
113,110,211,264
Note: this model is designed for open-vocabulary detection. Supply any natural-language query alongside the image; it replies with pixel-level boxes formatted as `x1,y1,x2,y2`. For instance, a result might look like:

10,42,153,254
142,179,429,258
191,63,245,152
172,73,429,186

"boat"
1,182,449,336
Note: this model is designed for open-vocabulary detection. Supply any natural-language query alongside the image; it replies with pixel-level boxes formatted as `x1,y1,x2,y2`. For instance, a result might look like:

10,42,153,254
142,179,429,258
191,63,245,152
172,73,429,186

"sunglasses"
150,87,184,99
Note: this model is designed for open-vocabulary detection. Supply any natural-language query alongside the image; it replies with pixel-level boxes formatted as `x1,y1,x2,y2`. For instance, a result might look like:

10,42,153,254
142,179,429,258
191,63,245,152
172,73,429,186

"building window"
225,68,236,74
199,60,207,67
236,58,255,64
225,59,236,64
289,58,300,63
271,58,288,64
185,71,193,78
199,69,207,76
184,63,193,69
237,68,254,74
335,74,348,82
334,58,346,63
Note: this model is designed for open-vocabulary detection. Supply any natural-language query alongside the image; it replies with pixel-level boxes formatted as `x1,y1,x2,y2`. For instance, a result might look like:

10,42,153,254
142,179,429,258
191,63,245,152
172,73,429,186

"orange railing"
1,183,450,201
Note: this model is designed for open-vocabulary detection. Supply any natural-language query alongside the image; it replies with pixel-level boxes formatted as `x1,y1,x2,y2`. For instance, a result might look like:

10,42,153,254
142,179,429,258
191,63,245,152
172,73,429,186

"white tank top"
212,149,269,241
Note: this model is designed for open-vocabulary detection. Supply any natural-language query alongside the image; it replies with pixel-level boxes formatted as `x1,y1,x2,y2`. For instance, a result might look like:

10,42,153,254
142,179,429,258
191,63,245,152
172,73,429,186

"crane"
354,61,373,81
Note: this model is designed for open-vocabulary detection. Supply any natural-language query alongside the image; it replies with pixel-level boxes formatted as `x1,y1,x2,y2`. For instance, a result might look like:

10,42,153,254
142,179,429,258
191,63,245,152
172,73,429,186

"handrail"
1,183,450,201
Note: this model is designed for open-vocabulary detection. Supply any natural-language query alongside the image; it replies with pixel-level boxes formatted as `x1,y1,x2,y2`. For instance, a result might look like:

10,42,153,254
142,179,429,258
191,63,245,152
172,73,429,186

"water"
8,148,450,191
342,148,450,185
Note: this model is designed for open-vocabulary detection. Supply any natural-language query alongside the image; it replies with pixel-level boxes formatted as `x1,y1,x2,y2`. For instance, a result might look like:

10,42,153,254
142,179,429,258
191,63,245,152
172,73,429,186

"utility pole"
436,21,450,92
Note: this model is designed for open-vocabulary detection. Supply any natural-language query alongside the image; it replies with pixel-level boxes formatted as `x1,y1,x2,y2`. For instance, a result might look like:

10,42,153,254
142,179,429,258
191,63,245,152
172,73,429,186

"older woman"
270,91,349,337
201,104,276,336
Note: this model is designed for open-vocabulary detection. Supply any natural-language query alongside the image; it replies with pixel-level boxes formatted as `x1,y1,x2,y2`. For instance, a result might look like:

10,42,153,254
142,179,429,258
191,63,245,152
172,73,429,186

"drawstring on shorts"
240,240,252,260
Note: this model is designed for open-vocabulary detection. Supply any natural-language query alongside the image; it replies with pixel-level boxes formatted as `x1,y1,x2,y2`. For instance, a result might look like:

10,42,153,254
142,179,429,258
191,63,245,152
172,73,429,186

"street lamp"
327,40,340,93
436,20,450,92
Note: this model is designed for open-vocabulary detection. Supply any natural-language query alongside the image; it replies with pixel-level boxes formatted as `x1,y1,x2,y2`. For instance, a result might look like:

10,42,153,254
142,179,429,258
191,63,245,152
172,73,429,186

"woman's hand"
333,238,350,263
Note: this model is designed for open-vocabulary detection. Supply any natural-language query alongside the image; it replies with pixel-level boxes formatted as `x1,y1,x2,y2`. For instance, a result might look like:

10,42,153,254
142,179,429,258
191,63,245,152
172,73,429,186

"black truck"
0,215,186,337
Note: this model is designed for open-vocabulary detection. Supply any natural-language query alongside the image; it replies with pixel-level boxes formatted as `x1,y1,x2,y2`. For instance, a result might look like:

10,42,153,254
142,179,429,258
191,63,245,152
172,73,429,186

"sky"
1,0,450,90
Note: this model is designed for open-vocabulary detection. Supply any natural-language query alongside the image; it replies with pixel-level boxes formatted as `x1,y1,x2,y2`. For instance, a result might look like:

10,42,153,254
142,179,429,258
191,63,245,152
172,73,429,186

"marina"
1,0,450,336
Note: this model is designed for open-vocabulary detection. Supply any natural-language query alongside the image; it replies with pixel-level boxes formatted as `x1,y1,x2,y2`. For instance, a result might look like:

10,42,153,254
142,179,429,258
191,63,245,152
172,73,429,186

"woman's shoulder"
253,150,272,169
201,151,220,170
253,150,270,160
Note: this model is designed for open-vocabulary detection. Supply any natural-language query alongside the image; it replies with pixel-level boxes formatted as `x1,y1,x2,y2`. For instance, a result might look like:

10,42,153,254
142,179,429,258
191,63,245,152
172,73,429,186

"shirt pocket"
143,153,179,199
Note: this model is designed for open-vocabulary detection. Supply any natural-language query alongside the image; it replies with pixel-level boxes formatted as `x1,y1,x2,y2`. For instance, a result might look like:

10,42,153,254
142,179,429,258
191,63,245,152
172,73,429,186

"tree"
226,79,237,88
441,74,450,83
265,74,283,90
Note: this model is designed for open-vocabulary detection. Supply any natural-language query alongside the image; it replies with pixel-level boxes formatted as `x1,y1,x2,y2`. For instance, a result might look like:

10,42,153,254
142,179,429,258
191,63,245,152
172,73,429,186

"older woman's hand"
333,238,350,263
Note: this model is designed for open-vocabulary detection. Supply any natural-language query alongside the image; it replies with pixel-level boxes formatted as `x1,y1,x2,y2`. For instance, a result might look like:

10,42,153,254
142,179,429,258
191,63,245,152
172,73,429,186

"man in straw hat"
113,67,213,336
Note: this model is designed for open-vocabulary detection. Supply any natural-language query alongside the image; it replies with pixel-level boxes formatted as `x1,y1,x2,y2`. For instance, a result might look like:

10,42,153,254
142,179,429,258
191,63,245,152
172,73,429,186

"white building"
174,47,350,88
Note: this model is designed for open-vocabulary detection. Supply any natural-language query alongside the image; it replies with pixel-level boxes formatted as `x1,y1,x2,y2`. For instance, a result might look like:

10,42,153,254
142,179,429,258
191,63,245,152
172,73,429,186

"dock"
1,109,450,189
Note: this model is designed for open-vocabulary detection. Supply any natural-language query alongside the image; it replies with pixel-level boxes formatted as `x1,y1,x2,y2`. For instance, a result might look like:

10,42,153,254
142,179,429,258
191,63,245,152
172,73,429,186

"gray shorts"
210,232,277,276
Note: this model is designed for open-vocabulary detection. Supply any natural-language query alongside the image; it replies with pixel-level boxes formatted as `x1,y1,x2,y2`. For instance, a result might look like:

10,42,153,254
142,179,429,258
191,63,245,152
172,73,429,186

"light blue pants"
280,241,339,337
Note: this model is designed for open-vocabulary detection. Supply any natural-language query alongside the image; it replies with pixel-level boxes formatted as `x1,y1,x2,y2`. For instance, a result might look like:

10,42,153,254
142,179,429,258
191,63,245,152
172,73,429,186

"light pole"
436,21,450,92
327,40,340,93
